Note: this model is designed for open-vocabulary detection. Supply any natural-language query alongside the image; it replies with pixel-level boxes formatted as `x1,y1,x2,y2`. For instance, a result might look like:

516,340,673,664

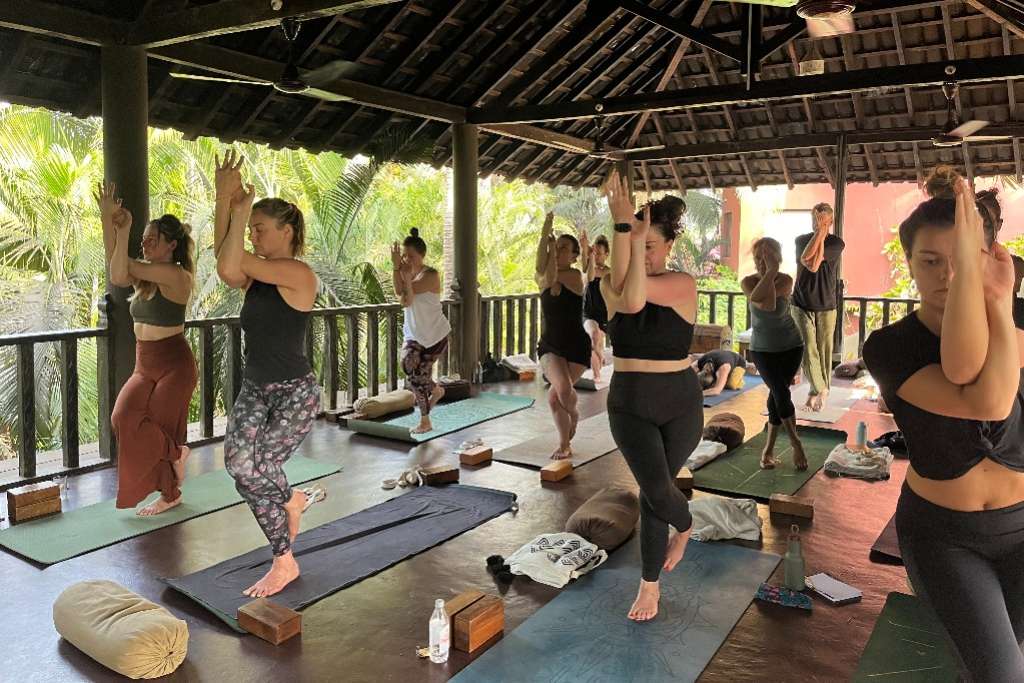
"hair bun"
925,165,959,199
410,227,420,238
181,222,192,236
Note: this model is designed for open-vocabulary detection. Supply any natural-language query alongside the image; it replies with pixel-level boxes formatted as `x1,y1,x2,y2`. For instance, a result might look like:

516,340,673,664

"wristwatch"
614,222,632,233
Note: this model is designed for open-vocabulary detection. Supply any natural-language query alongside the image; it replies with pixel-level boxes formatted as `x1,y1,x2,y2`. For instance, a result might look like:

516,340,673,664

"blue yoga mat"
452,536,780,682
703,375,764,407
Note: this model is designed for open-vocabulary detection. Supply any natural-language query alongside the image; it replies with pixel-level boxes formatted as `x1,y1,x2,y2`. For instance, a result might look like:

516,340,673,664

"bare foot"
285,489,307,544
551,446,572,460
428,385,445,410
760,448,778,469
137,495,182,516
628,580,660,621
809,393,824,412
569,409,579,440
410,418,433,434
804,395,815,411
792,443,809,471
663,529,690,572
172,445,191,485
243,552,300,598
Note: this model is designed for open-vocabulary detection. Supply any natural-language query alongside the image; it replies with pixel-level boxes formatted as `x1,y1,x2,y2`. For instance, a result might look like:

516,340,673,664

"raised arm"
534,212,554,288
940,178,989,385
108,206,134,288
216,183,252,290
604,169,636,294
704,364,731,397
619,207,651,313
94,181,120,267
214,151,244,259
579,230,594,280
391,242,406,299
799,229,827,272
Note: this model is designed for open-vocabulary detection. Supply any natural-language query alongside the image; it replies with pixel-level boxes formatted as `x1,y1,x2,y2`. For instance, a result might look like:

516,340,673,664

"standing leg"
776,346,808,470
541,353,581,458
658,374,703,573
403,339,448,434
815,309,837,396
751,351,784,468
791,306,824,408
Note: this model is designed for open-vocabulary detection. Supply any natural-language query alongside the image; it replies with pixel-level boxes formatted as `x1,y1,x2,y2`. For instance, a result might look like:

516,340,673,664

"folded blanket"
823,444,894,480
506,532,608,588
685,439,728,471
501,353,540,373
689,496,762,542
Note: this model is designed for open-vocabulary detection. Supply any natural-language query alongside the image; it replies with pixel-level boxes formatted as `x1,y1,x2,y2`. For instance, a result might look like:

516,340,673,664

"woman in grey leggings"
601,170,701,622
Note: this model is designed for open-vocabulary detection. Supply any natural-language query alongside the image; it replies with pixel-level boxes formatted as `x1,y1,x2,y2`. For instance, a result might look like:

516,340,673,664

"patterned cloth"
506,533,608,588
224,372,320,556
401,337,448,416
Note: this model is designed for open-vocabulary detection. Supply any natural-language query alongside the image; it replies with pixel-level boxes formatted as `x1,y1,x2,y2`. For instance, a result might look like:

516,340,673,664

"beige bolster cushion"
353,389,416,418
565,487,640,551
53,580,188,679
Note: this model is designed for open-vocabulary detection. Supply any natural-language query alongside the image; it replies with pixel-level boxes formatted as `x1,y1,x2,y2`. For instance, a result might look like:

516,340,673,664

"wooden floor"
0,377,903,682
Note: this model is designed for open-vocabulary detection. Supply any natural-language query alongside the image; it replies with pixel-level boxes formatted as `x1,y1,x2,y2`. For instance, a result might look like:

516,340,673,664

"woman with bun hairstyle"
535,211,591,459
581,232,611,381
601,172,701,622
214,151,323,598
392,227,451,434
97,182,198,516
863,165,1023,682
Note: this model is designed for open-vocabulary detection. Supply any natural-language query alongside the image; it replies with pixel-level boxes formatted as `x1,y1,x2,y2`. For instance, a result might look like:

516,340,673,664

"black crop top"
607,302,694,360
240,280,313,384
863,311,1024,480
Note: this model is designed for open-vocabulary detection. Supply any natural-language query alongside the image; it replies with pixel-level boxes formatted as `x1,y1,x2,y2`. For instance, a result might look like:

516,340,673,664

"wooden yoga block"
237,598,302,645
692,324,733,353
453,594,504,653
517,370,536,382
459,446,493,466
675,466,694,490
421,464,460,486
769,493,814,519
540,460,573,482
7,481,61,524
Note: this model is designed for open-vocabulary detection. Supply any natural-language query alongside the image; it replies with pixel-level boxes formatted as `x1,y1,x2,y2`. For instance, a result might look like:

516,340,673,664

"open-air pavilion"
0,0,1023,680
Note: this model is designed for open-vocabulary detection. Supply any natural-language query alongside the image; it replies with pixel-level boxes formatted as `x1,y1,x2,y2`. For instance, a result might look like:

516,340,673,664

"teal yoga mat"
693,426,845,500
347,392,534,443
0,456,340,565
852,592,958,682
452,535,780,682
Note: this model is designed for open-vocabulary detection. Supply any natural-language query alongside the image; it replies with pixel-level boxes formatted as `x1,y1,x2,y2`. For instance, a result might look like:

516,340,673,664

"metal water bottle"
784,524,806,591
856,421,868,450
429,598,450,664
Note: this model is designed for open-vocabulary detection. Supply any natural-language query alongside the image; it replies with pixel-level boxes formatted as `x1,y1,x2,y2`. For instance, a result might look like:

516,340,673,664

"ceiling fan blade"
625,144,667,153
304,87,352,103
962,135,1012,143
805,13,855,38
304,59,378,86
170,73,270,86
948,120,990,139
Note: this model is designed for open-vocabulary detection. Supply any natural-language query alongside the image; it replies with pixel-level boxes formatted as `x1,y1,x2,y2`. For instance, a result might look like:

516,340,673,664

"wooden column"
832,132,848,362
99,45,148,459
452,123,479,380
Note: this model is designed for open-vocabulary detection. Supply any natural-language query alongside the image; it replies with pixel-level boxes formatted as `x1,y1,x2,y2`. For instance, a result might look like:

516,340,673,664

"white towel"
823,444,893,480
685,439,728,471
506,533,608,588
689,496,762,542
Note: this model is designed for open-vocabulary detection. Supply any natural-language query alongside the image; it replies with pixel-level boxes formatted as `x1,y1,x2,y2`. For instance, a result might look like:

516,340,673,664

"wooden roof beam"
967,0,1024,40
0,2,125,45
618,0,743,62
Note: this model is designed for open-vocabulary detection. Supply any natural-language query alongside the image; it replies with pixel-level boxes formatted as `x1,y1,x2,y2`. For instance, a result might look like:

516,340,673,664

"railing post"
505,298,515,355
529,295,539,359
726,294,736,332
346,313,360,406
199,326,214,439
479,298,490,360
492,299,503,360
517,298,527,355
366,310,380,396
709,292,717,324
96,295,117,461
324,315,340,411
386,309,399,391
448,301,461,378
439,303,450,377
857,299,868,354
60,338,80,469
16,343,36,479
225,324,243,413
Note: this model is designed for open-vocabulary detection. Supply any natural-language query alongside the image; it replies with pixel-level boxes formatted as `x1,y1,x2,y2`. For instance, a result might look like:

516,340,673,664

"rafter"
618,0,743,62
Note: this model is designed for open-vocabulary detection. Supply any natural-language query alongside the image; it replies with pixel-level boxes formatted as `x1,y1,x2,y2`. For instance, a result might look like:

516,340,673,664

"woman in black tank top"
601,171,702,623
214,151,323,600
535,211,591,460
582,233,611,381
863,167,1023,681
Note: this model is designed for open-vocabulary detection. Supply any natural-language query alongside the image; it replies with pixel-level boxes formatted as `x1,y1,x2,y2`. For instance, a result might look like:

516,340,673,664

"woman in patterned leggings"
214,150,323,598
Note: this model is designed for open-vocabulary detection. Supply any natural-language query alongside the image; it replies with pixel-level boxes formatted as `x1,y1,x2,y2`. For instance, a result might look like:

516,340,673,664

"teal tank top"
749,296,803,352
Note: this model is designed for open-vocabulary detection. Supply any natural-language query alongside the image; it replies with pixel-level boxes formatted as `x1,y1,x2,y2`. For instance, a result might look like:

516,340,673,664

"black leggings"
749,346,803,425
608,369,703,582
896,484,1024,682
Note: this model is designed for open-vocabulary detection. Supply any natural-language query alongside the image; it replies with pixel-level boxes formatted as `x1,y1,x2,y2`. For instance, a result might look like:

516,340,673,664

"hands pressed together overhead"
216,149,255,215
95,181,132,233
602,169,648,240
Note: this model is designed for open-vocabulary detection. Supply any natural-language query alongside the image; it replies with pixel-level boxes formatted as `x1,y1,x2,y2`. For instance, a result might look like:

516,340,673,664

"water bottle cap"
435,598,445,608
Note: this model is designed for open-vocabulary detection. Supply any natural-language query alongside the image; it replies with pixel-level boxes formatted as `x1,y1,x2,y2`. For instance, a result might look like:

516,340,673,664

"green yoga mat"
0,456,340,565
347,392,534,443
693,426,845,499
852,592,958,682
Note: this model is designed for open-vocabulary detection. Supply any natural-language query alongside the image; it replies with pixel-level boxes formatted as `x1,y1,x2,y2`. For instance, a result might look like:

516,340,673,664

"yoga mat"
693,426,845,499
766,385,857,424
870,514,903,564
0,456,339,565
451,535,780,682
346,392,534,443
852,592,958,682
703,375,765,407
493,413,616,469
163,484,516,632
574,366,612,391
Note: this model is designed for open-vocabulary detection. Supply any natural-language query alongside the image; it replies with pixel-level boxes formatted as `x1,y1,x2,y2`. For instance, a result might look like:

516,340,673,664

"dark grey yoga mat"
162,484,516,631
451,535,780,682
870,514,902,564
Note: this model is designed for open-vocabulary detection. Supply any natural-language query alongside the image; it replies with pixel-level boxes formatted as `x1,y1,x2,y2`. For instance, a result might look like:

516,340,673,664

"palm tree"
671,189,724,275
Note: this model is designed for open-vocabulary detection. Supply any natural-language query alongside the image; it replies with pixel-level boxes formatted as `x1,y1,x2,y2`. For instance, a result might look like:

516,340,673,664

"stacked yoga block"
7,481,61,524
445,590,504,653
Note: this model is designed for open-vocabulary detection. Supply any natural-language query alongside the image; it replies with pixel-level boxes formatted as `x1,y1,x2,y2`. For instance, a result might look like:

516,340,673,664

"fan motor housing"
796,1,855,19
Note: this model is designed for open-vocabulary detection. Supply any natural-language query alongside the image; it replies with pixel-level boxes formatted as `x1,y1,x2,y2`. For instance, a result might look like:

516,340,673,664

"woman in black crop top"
582,232,611,381
601,170,702,623
97,182,198,517
863,167,1024,682
535,211,591,460
214,151,323,600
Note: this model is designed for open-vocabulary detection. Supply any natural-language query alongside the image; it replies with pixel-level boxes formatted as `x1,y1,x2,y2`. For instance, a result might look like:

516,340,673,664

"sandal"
299,485,327,513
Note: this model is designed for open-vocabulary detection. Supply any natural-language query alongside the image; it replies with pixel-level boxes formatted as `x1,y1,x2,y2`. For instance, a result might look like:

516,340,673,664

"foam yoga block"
564,487,640,551
352,389,415,418
703,412,746,450
53,580,188,679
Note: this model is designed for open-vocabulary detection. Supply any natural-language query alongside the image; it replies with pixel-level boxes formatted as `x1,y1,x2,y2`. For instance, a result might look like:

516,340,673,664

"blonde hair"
751,236,783,266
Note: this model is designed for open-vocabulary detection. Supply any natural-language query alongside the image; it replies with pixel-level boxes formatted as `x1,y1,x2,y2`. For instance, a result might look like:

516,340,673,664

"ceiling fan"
723,0,856,38
169,18,373,102
932,80,1009,147
586,116,666,160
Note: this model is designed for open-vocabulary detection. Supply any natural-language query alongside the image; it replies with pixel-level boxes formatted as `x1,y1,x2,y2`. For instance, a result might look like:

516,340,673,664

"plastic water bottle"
856,421,868,450
429,598,450,664
784,524,806,591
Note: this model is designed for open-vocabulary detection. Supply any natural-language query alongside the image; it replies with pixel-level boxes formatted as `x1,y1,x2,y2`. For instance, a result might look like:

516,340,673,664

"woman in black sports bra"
535,211,591,460
863,167,1023,682
601,170,701,622
582,232,611,381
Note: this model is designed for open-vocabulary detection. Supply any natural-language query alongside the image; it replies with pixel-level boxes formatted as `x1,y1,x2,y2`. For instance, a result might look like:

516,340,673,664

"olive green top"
129,287,186,326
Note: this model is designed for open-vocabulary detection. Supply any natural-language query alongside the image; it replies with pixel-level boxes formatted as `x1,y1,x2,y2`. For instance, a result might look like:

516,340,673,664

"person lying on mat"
535,211,591,460
600,169,700,622
863,166,1024,683
581,232,611,382
214,150,324,598
695,349,746,397
392,228,451,434
742,237,808,471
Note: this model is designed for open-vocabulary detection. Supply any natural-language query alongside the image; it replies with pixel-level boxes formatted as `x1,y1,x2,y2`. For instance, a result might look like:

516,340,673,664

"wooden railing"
0,289,918,490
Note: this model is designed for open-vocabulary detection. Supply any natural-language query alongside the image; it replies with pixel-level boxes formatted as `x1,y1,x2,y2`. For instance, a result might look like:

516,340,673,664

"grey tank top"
749,296,803,352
